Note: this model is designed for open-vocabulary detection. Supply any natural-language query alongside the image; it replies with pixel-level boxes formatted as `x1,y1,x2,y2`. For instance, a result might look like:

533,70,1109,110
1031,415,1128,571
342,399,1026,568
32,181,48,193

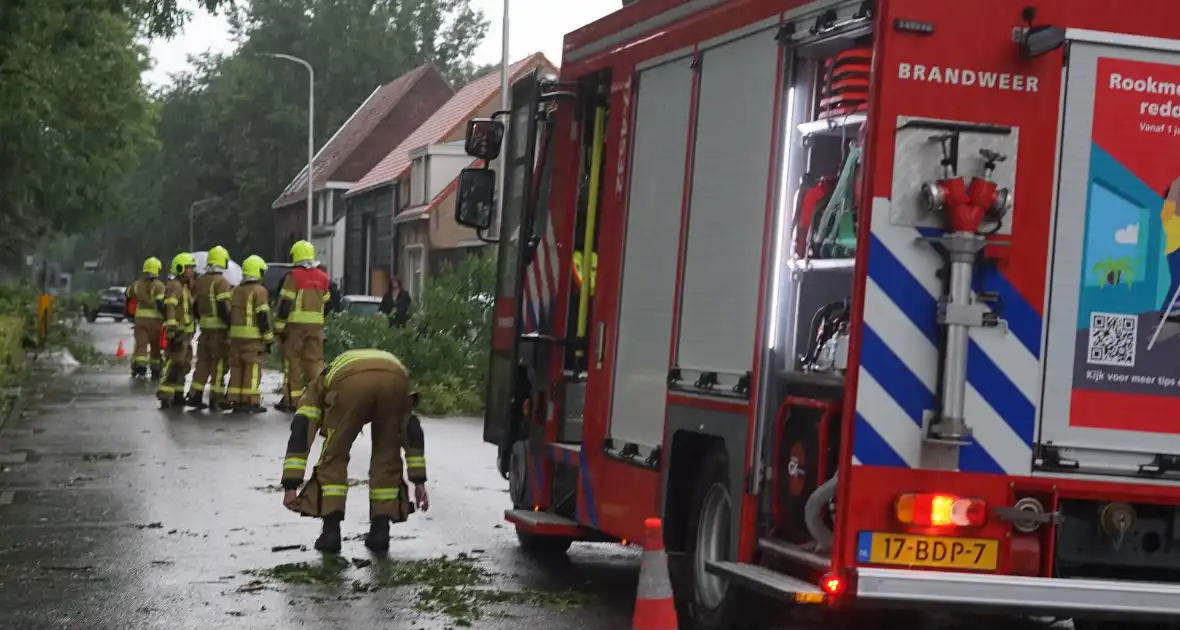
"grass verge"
243,552,591,626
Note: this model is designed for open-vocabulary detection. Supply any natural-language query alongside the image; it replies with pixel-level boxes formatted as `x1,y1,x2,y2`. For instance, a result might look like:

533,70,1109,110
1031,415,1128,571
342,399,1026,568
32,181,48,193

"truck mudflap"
856,567,1180,617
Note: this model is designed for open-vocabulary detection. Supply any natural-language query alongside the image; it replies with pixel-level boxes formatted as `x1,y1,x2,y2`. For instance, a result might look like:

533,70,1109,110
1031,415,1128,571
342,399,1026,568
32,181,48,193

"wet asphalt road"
0,321,642,629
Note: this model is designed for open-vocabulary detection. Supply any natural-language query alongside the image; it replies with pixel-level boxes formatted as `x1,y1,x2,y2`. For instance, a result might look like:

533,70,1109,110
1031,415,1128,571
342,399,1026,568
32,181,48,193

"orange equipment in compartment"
818,46,870,119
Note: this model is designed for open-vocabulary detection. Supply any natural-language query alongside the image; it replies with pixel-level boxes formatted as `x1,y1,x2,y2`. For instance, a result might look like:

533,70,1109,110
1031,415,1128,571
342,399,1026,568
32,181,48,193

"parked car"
86,286,127,322
339,295,383,318
261,262,294,307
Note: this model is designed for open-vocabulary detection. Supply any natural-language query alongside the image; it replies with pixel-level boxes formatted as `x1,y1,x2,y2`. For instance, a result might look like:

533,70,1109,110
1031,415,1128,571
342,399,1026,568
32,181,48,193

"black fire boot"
364,516,391,552
183,391,207,410
273,400,295,413
159,396,173,410
314,514,343,553
172,391,185,407
149,367,162,381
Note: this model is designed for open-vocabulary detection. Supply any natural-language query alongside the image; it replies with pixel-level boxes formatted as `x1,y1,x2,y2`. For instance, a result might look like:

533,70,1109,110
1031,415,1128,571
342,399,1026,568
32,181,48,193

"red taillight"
821,573,845,596
895,493,986,528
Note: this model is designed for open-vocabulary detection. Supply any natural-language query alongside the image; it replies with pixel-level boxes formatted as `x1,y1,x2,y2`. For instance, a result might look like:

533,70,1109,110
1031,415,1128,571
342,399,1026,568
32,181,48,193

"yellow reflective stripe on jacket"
182,288,195,332
288,288,324,324
164,297,179,305
322,485,348,497
280,289,298,300
200,281,226,329
369,487,399,501
230,292,261,339
283,457,307,471
164,319,179,328
215,291,233,301
288,310,324,324
135,308,162,320
406,456,425,468
324,349,404,387
295,405,320,420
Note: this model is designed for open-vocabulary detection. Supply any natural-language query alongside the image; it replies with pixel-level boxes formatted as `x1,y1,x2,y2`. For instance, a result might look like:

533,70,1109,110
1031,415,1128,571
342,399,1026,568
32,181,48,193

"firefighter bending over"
186,245,233,410
280,349,429,553
275,240,330,412
126,257,167,380
157,253,197,409
227,255,274,413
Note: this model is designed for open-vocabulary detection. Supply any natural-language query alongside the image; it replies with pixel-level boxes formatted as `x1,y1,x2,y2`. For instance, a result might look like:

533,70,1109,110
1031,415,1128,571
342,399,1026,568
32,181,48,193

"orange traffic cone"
633,517,678,630
115,340,126,360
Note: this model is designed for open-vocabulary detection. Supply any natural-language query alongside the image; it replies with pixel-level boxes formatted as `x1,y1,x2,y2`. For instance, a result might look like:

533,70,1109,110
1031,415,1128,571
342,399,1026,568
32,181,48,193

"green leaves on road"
244,552,591,626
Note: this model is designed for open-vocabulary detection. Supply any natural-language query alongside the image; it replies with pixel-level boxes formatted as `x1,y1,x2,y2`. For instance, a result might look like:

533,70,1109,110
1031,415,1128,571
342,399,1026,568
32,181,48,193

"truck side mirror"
455,167,496,231
464,118,505,161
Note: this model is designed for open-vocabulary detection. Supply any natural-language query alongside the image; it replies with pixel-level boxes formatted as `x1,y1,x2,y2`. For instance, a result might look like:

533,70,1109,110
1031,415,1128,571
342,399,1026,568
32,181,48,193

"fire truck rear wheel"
515,528,573,555
679,445,755,630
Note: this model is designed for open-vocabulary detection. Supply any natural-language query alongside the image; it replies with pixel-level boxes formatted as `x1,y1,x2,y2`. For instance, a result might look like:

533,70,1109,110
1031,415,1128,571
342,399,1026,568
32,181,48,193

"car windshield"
346,301,381,317
101,289,124,301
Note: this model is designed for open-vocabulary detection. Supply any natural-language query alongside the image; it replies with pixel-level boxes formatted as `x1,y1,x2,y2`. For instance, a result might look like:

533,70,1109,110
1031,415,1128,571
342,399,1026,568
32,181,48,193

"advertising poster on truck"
1072,57,1180,431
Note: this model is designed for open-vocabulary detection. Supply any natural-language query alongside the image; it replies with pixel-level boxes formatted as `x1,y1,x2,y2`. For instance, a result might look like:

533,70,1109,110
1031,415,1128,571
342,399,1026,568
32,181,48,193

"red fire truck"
454,0,1180,627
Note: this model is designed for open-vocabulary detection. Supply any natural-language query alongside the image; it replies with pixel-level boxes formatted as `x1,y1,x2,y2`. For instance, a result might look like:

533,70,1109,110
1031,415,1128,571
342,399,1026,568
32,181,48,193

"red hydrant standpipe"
918,136,1010,443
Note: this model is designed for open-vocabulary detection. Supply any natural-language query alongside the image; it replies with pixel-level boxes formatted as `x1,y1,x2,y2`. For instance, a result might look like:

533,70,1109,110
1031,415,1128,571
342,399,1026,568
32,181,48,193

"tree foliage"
91,0,489,278
0,0,162,266
323,252,495,415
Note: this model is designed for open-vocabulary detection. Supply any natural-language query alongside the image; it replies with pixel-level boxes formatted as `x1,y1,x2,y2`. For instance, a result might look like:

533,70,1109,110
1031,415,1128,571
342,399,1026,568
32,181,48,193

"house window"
410,156,429,206
406,246,425,297
397,177,410,211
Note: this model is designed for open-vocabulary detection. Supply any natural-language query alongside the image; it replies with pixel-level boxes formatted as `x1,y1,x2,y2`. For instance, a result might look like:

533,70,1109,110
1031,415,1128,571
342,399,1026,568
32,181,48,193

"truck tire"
515,528,573,555
509,439,574,556
678,445,755,630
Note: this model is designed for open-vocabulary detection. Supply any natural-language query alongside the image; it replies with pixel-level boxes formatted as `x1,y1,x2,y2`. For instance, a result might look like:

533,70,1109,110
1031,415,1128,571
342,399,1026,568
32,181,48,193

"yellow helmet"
171,252,197,276
142,257,162,275
206,245,230,269
242,255,267,280
290,240,315,264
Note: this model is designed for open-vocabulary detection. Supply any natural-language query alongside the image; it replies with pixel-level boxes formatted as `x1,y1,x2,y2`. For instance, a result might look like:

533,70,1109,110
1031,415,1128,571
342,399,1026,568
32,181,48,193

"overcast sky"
144,0,619,86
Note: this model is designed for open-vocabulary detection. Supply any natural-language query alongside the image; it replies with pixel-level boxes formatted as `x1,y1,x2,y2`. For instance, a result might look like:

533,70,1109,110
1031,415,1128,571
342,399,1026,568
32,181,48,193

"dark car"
261,263,294,307
87,286,127,322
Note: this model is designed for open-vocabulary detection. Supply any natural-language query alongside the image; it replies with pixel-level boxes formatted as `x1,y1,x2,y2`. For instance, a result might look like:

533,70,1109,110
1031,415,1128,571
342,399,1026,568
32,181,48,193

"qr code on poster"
1087,312,1137,367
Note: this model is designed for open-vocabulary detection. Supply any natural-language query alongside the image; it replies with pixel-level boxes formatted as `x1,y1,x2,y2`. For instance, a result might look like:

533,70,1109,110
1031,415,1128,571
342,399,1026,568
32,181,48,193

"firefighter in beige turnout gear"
126,257,167,379
280,349,428,553
185,245,233,410
274,240,330,411
158,253,197,409
227,255,274,413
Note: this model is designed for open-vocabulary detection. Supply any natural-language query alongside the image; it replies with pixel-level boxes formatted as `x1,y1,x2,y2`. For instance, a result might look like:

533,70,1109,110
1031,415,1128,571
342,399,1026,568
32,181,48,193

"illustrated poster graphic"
1071,57,1180,432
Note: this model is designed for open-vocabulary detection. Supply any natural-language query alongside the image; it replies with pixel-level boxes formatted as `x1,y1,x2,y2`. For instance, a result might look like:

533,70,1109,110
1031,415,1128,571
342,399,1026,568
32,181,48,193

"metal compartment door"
608,53,695,450
1040,32,1180,478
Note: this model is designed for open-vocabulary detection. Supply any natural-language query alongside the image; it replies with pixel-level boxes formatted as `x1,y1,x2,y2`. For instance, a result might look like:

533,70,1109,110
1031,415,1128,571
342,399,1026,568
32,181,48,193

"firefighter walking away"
126,257,167,380
227,255,274,414
274,240,330,412
185,245,233,411
280,349,429,553
157,253,197,408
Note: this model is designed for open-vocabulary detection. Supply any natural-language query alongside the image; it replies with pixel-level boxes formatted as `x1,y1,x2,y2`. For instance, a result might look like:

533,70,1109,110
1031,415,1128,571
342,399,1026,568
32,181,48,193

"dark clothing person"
326,282,342,314
379,282,412,328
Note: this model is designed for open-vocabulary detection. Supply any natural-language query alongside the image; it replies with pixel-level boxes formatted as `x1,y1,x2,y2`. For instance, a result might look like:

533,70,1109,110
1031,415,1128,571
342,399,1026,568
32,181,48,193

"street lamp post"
189,196,221,252
496,0,509,237
262,52,315,243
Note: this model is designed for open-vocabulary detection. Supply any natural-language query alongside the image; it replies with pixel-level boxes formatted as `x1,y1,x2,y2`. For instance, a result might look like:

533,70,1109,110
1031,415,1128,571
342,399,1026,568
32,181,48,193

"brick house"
343,53,557,297
270,64,454,282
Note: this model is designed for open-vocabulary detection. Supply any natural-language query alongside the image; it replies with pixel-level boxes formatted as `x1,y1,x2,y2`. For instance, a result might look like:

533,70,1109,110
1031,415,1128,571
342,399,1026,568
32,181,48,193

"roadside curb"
0,384,27,443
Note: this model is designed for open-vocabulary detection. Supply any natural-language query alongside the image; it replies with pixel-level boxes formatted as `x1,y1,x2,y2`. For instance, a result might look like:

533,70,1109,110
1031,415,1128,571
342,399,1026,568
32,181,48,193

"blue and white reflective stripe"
853,197,1042,475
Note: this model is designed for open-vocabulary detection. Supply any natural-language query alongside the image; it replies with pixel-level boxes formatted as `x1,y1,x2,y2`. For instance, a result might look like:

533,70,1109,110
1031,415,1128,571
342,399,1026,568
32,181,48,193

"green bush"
323,253,495,416
0,282,103,366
